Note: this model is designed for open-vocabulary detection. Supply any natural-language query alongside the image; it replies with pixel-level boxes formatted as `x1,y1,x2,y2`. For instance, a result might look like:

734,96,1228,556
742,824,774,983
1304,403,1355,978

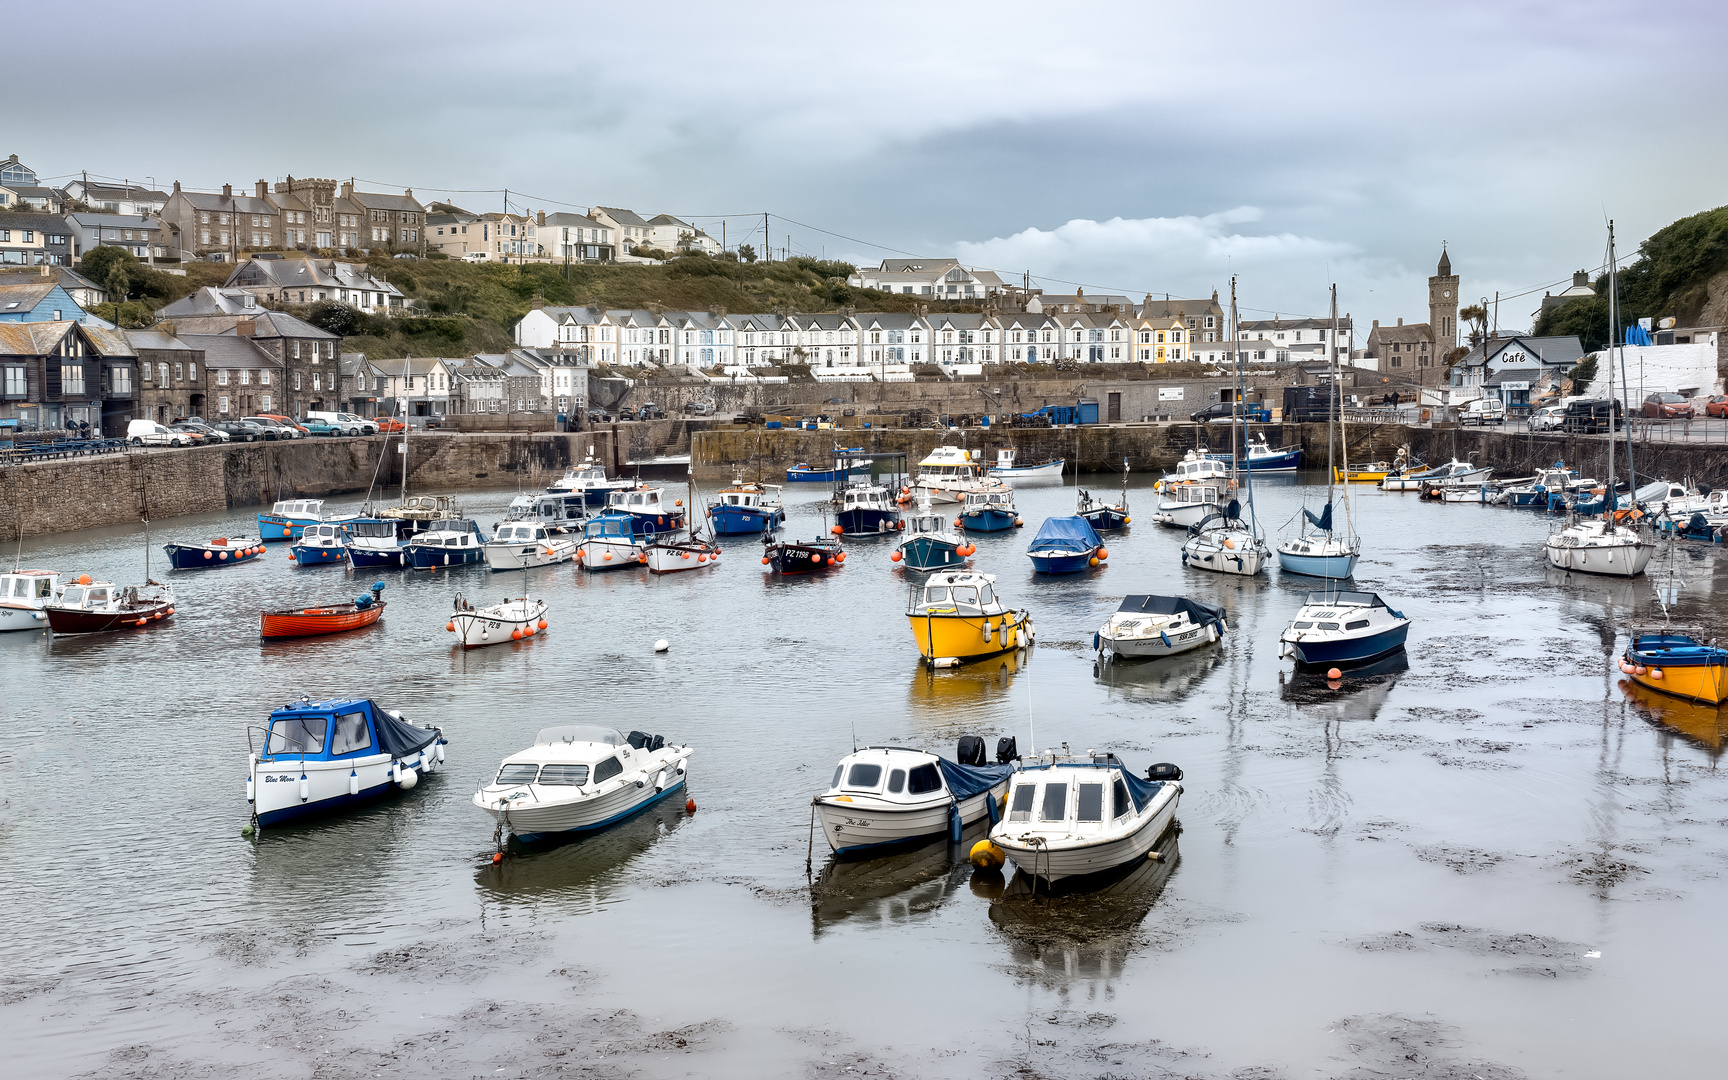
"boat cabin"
1289,591,1395,631
54,581,113,609
911,571,1004,615
299,523,350,545
963,490,1015,512
827,746,949,801
907,510,953,535
609,488,670,514
583,513,637,540
257,698,429,765
1168,455,1231,482
391,495,460,516
1162,482,1228,507
843,485,894,511
491,725,649,789
347,520,399,541
269,499,325,519
917,446,982,480
1004,759,1148,833
407,519,482,547
493,523,557,545
506,492,588,526
715,484,779,509
1,570,59,603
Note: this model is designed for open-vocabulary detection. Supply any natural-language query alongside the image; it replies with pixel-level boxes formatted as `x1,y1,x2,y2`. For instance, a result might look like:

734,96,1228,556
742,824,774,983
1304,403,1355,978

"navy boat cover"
1302,502,1334,532
1027,515,1102,552
1122,772,1163,812
370,701,439,757
1115,594,1225,625
936,758,1013,800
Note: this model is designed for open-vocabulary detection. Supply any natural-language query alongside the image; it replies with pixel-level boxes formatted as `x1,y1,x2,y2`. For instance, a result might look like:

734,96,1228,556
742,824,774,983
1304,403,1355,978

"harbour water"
3,472,1725,1078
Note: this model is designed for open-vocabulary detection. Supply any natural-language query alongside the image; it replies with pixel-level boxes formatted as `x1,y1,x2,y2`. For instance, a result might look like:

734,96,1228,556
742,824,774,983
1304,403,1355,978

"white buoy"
654,639,670,653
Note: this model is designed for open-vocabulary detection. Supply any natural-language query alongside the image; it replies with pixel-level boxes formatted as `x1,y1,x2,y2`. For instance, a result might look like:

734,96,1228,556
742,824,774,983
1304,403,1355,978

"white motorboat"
1544,518,1652,577
913,444,1002,504
1156,450,1234,488
1153,480,1233,528
1277,589,1412,666
1181,505,1269,576
474,725,693,840
0,569,61,631
646,533,720,573
987,449,1065,481
1380,458,1489,491
483,522,579,570
289,522,351,566
247,696,446,828
815,739,1015,856
447,594,549,647
578,512,647,571
346,519,408,569
1095,594,1227,660
546,451,636,508
988,750,1183,884
500,491,590,534
405,518,488,570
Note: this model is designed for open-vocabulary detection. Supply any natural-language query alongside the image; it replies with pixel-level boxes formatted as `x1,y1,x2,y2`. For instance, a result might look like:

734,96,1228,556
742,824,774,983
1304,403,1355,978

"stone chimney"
173,180,181,194
1397,318,1404,326
405,188,413,200
222,183,232,198
536,210,546,226
341,181,353,199
237,319,256,336
256,180,268,198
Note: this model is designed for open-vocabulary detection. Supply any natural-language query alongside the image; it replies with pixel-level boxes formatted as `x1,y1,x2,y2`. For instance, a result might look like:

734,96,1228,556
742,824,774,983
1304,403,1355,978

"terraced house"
0,321,137,435
0,214,75,267
159,181,281,261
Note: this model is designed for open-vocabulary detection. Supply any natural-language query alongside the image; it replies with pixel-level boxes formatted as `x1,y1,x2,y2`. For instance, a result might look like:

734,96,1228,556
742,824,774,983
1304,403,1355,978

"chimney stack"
237,319,256,337
256,180,268,198
341,181,353,199
223,183,232,198
536,210,546,226
173,180,182,194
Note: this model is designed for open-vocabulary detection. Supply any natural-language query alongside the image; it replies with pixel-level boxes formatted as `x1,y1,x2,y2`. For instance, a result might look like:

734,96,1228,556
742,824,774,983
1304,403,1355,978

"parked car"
586,409,612,424
242,415,300,440
1189,400,1269,424
187,419,230,442
1641,392,1694,419
1704,395,1728,418
257,413,310,437
168,422,209,443
371,416,407,434
684,400,715,416
216,420,272,442
126,419,188,447
635,402,665,421
305,410,376,436
1526,405,1566,432
301,418,342,437
1460,398,1506,426
461,251,489,263
1561,398,1624,434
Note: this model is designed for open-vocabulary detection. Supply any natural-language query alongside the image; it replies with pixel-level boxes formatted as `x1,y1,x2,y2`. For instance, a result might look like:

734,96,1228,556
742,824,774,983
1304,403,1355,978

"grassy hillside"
1535,205,1728,350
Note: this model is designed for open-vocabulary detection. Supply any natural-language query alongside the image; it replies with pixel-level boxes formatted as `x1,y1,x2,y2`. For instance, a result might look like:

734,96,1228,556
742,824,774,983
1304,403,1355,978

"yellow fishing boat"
1619,627,1728,705
1335,463,1393,483
1620,678,1728,750
907,570,1033,667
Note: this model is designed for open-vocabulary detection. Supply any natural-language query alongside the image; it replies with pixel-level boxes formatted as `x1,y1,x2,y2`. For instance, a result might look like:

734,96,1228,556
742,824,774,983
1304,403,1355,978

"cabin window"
1345,619,1370,630
1113,779,1130,818
978,585,996,606
907,763,941,794
1076,783,1105,822
592,756,624,783
1317,622,1339,631
831,765,843,788
268,716,327,756
1009,784,1036,822
845,763,883,789
1292,621,1313,629
887,768,906,794
331,711,372,755
497,763,539,784
538,764,589,786
1040,783,1068,822
950,586,979,608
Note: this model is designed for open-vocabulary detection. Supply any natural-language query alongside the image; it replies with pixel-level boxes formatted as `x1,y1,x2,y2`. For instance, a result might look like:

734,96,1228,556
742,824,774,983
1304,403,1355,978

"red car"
1704,395,1728,418
371,416,407,433
1641,393,1694,419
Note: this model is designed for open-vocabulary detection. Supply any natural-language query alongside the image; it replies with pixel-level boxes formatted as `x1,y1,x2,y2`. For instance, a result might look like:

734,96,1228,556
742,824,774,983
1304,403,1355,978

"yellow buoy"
968,839,1005,870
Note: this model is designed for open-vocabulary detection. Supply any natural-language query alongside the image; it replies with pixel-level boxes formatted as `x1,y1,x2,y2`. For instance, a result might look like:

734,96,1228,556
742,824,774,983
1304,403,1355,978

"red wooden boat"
261,582,387,639
44,576,176,634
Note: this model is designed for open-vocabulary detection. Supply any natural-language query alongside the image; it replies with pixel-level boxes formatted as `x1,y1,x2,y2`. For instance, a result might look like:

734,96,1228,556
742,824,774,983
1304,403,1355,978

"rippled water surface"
4,472,1726,1078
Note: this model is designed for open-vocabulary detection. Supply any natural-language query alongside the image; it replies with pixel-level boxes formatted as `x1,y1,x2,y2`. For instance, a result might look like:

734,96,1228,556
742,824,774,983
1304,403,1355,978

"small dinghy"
164,535,265,570
289,522,352,566
814,736,1016,857
1277,589,1411,666
765,534,845,573
987,750,1182,885
1078,458,1132,532
45,576,175,634
474,725,692,841
447,594,548,648
261,582,386,639
0,569,62,632
247,696,446,828
1095,594,1227,661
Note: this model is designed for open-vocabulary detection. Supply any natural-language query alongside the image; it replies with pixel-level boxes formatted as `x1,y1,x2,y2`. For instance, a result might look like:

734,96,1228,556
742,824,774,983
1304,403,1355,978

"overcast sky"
14,0,1724,329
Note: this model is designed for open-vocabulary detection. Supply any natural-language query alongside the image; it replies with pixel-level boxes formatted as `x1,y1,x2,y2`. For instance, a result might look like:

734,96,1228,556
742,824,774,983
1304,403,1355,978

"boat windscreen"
268,715,327,755
1302,590,1383,608
535,724,623,747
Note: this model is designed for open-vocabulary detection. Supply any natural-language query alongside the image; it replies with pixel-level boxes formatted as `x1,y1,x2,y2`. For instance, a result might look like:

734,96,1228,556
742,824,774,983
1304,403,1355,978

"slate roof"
1367,322,1434,345
593,207,649,228
225,256,403,298
344,189,424,213
177,191,277,215
1456,334,1584,369
647,214,691,228
542,212,607,229
0,283,57,311
173,334,279,368
0,266,101,293
157,287,268,317
73,181,169,203
126,329,195,352
66,213,162,231
0,212,74,234
1239,316,1353,332
0,322,73,354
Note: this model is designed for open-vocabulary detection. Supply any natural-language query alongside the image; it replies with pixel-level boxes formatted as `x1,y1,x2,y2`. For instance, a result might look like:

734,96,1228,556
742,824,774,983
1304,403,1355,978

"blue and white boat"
835,482,900,536
500,492,589,534
1277,590,1411,666
247,696,447,828
163,535,265,570
1026,515,1106,574
547,451,636,508
606,485,686,539
1381,458,1489,492
989,749,1182,884
474,726,692,842
708,477,785,536
959,489,1019,533
1504,462,1584,509
1206,432,1300,472
290,522,352,567
1277,501,1359,579
404,519,487,570
1079,458,1132,532
787,451,871,483
987,449,1065,481
257,498,334,541
579,513,646,571
347,519,409,569
897,498,968,571
814,739,1014,856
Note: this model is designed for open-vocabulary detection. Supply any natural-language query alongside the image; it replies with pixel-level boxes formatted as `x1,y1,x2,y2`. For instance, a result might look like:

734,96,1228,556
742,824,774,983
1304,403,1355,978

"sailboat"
647,469,721,574
374,362,462,537
1182,280,1269,577
1278,284,1361,579
1078,457,1131,531
1544,220,1653,579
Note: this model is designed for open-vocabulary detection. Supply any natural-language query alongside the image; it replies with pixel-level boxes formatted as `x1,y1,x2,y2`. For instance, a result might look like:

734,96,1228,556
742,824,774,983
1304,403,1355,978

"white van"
461,251,490,263
305,411,378,436
127,419,188,447
1461,398,1505,426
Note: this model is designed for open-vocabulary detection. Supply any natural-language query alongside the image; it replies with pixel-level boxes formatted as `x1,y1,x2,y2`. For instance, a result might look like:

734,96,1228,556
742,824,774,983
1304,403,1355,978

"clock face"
1442,290,1452,299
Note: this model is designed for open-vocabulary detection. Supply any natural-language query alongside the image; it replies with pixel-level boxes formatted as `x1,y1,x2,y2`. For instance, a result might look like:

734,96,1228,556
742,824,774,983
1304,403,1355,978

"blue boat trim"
511,778,687,841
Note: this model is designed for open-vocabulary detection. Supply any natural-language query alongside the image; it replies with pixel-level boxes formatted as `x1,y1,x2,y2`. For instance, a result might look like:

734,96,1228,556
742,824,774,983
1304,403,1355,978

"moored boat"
483,522,578,570
1153,479,1232,528
1181,503,1269,577
547,451,636,507
1026,515,1107,574
1380,458,1488,491
906,569,1032,666
257,498,332,541
405,519,488,570
1277,589,1411,666
834,482,901,536
913,444,998,504
261,582,387,638
247,696,446,828
988,751,1183,885
474,725,692,841
814,738,1015,856
958,489,1020,533
895,496,971,571
289,522,352,566
1206,431,1300,472
377,494,465,537
1620,628,1728,705
987,449,1065,480
606,485,686,539
448,593,549,648
164,535,265,570
1095,594,1227,661
787,450,872,483
499,491,589,534
1544,518,1651,577
0,569,61,632
44,576,175,634
346,518,409,568
707,475,785,536
765,534,845,573
579,513,647,571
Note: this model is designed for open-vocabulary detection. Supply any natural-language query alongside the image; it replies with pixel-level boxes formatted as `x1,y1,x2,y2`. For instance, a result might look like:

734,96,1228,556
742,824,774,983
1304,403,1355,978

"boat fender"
983,620,993,643
246,774,255,804
1207,623,1219,643
1016,628,1029,649
1092,632,1100,652
349,770,360,796
1652,668,1664,680
948,802,963,843
933,656,960,669
396,766,418,791
969,838,1005,870
1160,631,1172,649
298,772,310,803
985,791,1001,826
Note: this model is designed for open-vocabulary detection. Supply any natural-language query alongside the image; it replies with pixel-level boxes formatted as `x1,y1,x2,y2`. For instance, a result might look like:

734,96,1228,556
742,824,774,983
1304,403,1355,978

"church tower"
1428,245,1459,350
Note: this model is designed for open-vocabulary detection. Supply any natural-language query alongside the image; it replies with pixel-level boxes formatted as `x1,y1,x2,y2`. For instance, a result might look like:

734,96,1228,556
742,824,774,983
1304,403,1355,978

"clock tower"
1429,245,1459,350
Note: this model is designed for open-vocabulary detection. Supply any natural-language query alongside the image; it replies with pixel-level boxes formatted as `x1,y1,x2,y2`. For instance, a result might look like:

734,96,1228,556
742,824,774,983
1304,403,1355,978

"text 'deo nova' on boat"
987,751,1183,884
1095,594,1227,661
814,737,1016,856
906,570,1032,667
1277,590,1411,666
247,697,446,828
261,582,386,639
475,725,692,840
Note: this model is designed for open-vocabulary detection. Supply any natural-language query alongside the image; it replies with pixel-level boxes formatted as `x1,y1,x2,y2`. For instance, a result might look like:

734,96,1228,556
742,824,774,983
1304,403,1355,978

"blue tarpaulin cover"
370,701,440,758
1027,515,1102,552
936,758,1013,800
1122,771,1163,812
1302,502,1334,532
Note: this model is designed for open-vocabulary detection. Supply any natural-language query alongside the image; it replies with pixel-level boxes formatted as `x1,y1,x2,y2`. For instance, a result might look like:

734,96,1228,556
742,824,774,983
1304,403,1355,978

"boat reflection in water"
985,830,1180,989
475,796,691,907
808,820,990,937
906,649,1025,714
1543,566,1652,610
1093,647,1224,704
1620,678,1728,755
1279,649,1408,722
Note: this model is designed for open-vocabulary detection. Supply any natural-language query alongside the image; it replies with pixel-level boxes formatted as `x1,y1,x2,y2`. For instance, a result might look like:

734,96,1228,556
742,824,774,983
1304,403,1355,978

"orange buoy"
204,551,212,560
603,551,613,560
1223,538,1235,549
492,852,503,864
675,499,683,507
1652,668,1665,680
683,551,691,560
218,551,227,560
836,552,846,563
1089,556,1100,567
1097,548,1108,559
78,575,91,585
1014,518,1023,527
638,554,648,564
288,553,296,561
954,519,964,528
1327,668,1342,679
685,798,697,813
511,628,523,640
698,554,707,562
891,550,903,562
538,619,548,629
831,525,843,536
762,556,770,564
446,621,456,632
577,549,586,558
813,554,824,564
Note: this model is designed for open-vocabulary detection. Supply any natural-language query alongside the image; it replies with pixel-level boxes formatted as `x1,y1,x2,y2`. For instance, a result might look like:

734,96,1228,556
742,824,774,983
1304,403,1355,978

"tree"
737,244,757,264
1458,303,1488,347
80,246,139,294
305,300,363,336
1534,294,1609,352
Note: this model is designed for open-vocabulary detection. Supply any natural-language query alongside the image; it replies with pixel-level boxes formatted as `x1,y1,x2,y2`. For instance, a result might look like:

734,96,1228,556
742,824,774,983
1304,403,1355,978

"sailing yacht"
1278,285,1361,579
1543,220,1653,579
1182,281,1269,577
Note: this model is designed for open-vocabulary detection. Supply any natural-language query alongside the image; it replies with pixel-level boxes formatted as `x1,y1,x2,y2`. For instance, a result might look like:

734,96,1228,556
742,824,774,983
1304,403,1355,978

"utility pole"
763,212,770,261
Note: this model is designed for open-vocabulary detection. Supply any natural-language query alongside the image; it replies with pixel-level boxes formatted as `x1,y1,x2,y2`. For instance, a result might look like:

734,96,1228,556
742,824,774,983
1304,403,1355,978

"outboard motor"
956,735,986,767
1146,762,1183,782
649,734,665,752
627,731,651,750
995,736,1019,764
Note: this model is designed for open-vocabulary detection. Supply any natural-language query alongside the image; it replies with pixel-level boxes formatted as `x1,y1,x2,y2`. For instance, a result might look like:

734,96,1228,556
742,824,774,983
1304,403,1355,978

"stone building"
179,334,283,418
1360,249,1459,384
0,320,137,435
161,308,338,417
131,329,206,424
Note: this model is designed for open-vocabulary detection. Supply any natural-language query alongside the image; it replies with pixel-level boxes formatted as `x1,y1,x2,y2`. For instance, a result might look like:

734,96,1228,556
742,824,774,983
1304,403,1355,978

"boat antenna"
851,720,857,755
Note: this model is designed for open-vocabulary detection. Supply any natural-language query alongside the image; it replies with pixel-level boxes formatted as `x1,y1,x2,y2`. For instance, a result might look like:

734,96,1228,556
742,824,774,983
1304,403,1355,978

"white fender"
436,740,446,764
298,772,310,803
982,620,993,643
349,770,360,796
396,767,419,791
246,774,255,804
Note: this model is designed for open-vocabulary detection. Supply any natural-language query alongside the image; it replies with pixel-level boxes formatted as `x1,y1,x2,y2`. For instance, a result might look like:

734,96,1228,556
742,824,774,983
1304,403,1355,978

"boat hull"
960,508,1018,532
165,540,264,570
1028,549,1099,574
483,537,577,570
816,783,1008,856
289,544,348,566
709,504,784,535
907,609,1029,663
0,603,51,631
1080,507,1130,531
252,744,443,828
450,599,548,648
1284,624,1409,666
1182,534,1267,576
899,535,966,571
1153,501,1217,528
1544,534,1652,577
257,513,319,540
261,602,384,639
767,542,844,574
1277,548,1360,579
479,754,692,838
348,546,406,568
46,601,174,634
580,537,646,570
407,545,485,570
994,785,1179,884
647,543,719,573
1211,450,1301,472
988,459,1065,480
837,507,900,536
1099,620,1219,659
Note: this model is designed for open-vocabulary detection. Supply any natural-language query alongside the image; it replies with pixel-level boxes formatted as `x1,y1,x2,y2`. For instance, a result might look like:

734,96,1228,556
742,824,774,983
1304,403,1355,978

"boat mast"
399,355,413,504
1604,222,1617,525
1232,278,1257,535
1333,284,1353,540
1325,284,1337,524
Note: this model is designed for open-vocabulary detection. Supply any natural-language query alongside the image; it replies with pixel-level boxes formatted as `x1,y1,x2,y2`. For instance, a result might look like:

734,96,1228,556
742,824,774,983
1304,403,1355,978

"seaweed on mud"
1344,923,1593,979
1329,1013,1528,1079
1414,844,1507,873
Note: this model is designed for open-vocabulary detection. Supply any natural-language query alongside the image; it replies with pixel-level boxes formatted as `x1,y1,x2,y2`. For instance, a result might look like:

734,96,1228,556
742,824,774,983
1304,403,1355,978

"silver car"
1526,405,1565,431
